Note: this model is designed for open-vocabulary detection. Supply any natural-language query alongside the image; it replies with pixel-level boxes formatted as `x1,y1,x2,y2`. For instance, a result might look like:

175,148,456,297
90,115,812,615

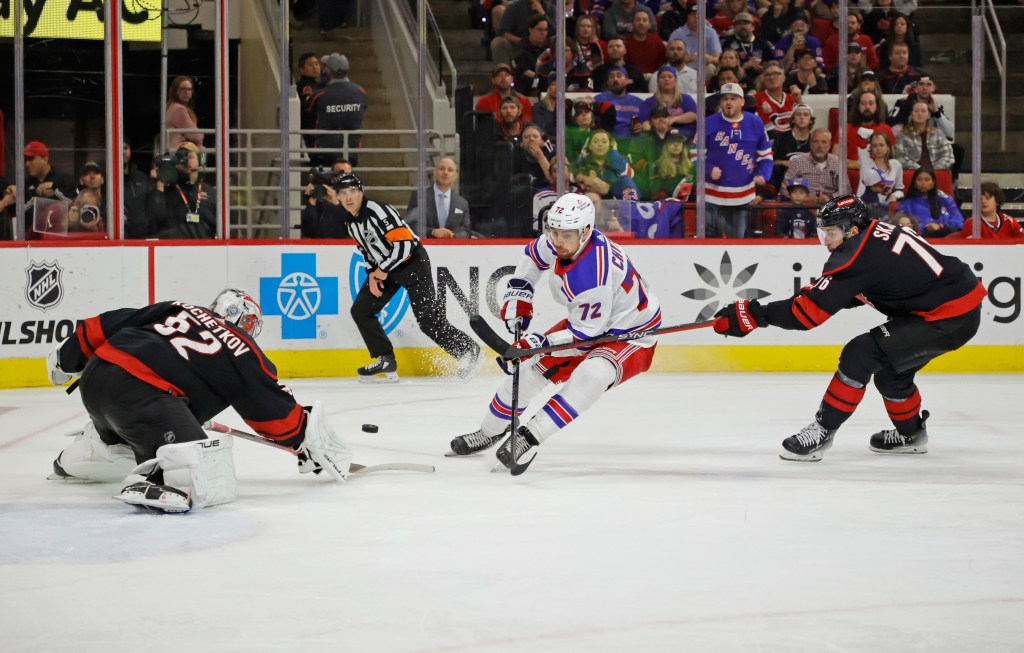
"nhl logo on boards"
25,261,64,311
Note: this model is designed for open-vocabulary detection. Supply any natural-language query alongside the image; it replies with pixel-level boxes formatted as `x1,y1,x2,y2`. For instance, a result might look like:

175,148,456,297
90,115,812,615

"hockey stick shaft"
469,315,716,360
202,421,434,474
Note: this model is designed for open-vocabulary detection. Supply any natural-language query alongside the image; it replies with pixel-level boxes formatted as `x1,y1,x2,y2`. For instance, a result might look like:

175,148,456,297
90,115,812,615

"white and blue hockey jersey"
703,112,774,206
515,230,662,352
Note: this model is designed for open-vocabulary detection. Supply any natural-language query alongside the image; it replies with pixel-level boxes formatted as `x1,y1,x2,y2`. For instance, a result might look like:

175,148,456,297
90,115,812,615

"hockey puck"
361,424,379,433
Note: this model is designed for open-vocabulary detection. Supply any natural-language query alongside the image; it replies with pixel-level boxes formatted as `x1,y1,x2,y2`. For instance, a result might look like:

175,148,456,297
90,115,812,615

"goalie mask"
210,288,263,337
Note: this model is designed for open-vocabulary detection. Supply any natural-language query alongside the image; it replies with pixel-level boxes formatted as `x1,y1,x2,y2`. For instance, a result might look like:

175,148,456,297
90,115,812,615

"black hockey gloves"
713,300,768,338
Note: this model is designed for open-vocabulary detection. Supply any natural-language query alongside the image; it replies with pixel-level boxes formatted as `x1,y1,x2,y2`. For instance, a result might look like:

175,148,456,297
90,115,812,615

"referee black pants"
350,245,477,360
80,358,207,463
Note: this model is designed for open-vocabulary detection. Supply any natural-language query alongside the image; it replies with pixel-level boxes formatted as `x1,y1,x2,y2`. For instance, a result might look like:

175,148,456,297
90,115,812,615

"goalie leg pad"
148,436,238,509
301,400,353,482
50,421,137,483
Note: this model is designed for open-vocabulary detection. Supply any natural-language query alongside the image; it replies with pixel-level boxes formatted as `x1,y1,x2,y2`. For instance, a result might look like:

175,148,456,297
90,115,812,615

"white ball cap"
718,83,745,98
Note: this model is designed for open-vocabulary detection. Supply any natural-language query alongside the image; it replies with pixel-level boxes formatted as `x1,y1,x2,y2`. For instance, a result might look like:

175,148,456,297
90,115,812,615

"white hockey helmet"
210,288,263,337
545,192,595,242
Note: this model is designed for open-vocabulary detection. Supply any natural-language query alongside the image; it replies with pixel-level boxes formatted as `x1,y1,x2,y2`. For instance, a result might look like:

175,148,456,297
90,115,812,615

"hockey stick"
202,421,435,475
469,315,715,360
507,321,536,476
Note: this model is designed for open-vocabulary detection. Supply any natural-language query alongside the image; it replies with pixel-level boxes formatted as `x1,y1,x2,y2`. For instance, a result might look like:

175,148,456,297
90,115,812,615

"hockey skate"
780,421,837,462
114,481,192,513
447,425,510,457
357,355,398,384
494,426,539,470
869,410,930,454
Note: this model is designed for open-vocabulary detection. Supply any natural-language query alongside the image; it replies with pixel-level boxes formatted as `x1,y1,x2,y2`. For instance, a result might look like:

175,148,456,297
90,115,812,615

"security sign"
24,261,64,311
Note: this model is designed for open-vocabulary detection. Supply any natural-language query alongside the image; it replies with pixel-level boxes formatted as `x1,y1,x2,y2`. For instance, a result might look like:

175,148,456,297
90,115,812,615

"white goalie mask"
545,193,596,252
210,288,263,337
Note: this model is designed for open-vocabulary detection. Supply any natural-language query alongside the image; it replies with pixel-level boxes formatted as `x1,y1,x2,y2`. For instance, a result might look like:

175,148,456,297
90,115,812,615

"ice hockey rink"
1,372,1021,652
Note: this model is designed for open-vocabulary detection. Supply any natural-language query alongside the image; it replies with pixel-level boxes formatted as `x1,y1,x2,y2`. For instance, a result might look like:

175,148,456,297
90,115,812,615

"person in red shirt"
833,90,895,168
959,181,1024,239
754,61,800,137
475,63,533,122
624,10,665,75
823,11,879,71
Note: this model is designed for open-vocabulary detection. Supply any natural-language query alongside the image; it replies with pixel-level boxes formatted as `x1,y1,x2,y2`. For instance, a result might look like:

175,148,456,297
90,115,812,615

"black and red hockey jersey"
58,301,304,443
764,220,987,330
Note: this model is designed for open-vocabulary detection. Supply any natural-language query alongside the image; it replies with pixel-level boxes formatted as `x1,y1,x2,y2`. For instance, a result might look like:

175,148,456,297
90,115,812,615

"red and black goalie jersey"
58,301,304,443
764,220,988,330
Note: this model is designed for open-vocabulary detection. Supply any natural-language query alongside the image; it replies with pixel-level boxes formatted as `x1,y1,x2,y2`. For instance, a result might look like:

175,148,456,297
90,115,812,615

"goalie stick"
469,315,716,360
203,421,435,475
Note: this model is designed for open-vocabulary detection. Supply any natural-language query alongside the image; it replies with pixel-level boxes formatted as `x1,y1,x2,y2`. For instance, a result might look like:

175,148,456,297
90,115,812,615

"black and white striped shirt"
346,199,420,272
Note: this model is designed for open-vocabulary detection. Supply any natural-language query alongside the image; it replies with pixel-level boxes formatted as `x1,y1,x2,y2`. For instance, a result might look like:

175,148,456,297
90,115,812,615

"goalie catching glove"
713,300,768,338
500,278,534,334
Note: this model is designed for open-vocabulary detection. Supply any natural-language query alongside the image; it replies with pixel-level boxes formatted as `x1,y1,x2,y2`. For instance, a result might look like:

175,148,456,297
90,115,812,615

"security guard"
311,53,368,167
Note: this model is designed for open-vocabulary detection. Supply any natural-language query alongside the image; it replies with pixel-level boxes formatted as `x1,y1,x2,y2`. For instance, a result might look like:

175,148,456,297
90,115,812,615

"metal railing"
979,0,1007,150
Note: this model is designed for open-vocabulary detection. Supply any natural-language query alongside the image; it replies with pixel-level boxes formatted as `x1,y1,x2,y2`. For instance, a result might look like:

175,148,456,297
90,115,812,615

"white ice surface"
1,373,1022,652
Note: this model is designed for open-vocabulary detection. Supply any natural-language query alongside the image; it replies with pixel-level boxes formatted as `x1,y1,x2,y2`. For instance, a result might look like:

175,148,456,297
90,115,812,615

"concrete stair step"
954,131,1024,150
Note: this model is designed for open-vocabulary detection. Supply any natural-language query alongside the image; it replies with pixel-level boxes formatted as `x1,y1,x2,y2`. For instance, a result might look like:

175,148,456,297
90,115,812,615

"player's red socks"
817,373,867,430
883,388,923,434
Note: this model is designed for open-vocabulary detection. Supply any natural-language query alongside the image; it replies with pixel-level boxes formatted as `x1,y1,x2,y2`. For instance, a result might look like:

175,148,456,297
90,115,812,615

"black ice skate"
780,421,837,462
495,426,539,469
357,355,398,384
448,425,510,456
869,410,930,454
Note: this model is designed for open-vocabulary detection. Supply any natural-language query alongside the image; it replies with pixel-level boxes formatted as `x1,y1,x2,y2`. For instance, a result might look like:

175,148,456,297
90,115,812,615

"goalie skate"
870,410,930,454
780,421,836,462
114,481,192,513
446,426,510,457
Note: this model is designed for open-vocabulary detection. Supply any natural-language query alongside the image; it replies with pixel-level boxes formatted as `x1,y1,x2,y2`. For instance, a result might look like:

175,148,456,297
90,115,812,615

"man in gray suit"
407,158,474,239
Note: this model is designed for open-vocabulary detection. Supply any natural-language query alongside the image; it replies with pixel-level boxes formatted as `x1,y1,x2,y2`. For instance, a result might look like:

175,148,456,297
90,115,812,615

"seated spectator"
536,39,596,95
760,0,806,45
67,188,104,233
826,43,868,93
704,66,756,115
894,100,954,172
959,181,1024,239
785,49,829,95
715,50,750,90
497,97,527,144
406,157,474,239
573,13,606,69
624,10,666,75
475,63,534,122
711,0,761,35
491,0,556,66
887,76,952,139
648,39,698,95
146,142,217,239
77,161,105,211
781,128,841,203
668,7,722,76
823,11,879,71
626,105,672,170
572,129,638,200
658,0,690,41
878,42,925,94
876,14,922,70
640,129,694,201
296,52,324,150
512,14,551,96
720,14,775,81
531,82,573,139
771,103,814,192
857,132,904,218
811,2,840,45
890,210,921,233
642,65,699,141
863,0,901,44
166,76,204,150
594,66,646,140
835,90,894,168
602,0,657,40
592,37,647,92
122,141,152,238
513,124,556,190
567,99,598,158
22,141,77,238
775,177,818,238
754,61,800,137
300,159,352,238
896,168,964,238
774,13,822,73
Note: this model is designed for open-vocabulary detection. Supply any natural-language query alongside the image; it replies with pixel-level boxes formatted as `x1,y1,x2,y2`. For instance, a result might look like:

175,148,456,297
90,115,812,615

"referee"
327,173,481,382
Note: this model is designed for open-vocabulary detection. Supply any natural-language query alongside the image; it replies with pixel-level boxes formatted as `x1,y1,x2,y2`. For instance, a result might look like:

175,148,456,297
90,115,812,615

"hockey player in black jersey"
45,289,352,512
328,173,481,382
712,195,987,461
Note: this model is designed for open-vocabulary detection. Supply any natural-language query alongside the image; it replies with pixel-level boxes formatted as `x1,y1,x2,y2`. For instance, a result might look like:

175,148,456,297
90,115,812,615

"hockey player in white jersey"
450,193,662,468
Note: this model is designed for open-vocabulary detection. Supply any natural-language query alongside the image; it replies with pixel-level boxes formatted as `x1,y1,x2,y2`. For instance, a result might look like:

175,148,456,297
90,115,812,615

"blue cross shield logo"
260,253,339,339
348,253,410,335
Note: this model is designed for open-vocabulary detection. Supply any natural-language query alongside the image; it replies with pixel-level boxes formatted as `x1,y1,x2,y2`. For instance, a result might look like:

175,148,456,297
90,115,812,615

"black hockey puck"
361,423,379,433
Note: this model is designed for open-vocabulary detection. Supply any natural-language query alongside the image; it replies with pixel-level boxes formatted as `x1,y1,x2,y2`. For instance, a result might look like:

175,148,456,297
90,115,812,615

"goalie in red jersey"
712,195,986,461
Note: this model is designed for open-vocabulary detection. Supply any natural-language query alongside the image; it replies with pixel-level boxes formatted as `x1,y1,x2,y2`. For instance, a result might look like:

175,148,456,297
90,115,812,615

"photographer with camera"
146,142,217,239
68,188,104,233
300,159,352,238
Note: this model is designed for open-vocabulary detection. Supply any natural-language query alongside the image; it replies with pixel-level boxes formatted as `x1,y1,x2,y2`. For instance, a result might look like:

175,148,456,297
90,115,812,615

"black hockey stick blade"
469,314,716,360
510,450,537,476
